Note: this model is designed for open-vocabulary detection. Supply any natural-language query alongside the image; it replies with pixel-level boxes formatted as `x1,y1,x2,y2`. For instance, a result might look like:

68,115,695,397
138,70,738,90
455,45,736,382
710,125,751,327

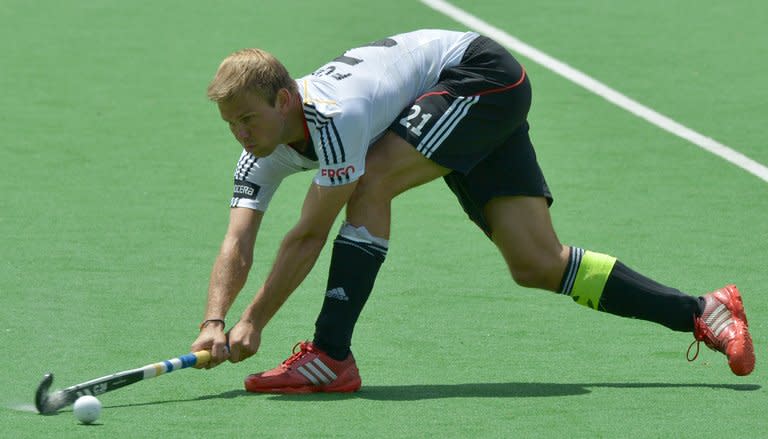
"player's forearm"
241,230,327,330
204,238,254,320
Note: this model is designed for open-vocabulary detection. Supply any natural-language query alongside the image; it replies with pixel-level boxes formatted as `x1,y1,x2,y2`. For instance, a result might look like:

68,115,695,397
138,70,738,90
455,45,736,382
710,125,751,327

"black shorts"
390,35,552,237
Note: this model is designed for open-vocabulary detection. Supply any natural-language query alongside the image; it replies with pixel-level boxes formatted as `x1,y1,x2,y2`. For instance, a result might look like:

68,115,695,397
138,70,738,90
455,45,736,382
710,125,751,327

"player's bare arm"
191,207,263,368
226,181,359,363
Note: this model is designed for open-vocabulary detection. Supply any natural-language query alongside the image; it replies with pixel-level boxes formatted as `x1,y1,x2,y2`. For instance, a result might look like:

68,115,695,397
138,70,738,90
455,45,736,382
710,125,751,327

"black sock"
600,261,705,332
559,247,705,332
313,231,387,360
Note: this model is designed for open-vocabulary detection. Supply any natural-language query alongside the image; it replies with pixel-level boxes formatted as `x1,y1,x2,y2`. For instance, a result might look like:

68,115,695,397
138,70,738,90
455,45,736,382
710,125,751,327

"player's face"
218,90,286,157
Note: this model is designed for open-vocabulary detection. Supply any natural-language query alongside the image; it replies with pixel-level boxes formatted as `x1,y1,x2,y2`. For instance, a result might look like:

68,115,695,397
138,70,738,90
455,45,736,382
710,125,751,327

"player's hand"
226,319,262,363
191,324,230,369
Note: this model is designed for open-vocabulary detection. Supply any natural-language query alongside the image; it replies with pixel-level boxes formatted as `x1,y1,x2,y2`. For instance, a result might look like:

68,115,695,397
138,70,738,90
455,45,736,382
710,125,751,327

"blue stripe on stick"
179,353,198,368
163,360,174,372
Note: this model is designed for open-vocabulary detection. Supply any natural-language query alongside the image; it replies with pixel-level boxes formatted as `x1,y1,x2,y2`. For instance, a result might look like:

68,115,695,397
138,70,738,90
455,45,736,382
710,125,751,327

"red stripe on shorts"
415,67,527,102
474,67,527,96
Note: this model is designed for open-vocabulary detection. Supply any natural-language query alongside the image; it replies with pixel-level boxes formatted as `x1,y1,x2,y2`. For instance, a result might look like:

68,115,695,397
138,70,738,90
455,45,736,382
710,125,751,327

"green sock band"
571,251,617,310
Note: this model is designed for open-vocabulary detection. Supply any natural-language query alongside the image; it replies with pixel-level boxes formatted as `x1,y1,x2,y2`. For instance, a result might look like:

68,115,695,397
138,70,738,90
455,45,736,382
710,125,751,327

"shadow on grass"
267,382,760,402
103,389,251,410
102,382,760,408
34,390,252,415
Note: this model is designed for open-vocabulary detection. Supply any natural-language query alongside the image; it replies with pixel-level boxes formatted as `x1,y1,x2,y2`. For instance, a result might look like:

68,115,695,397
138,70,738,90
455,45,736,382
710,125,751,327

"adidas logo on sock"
325,287,349,301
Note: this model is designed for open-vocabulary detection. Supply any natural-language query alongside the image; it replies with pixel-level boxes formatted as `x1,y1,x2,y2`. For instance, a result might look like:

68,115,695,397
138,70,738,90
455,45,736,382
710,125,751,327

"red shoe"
244,341,361,393
688,285,755,376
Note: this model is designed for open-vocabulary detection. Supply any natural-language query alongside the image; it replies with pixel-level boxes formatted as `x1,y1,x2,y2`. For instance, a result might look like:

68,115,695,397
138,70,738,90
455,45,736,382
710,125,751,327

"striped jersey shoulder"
303,102,347,166
234,152,258,179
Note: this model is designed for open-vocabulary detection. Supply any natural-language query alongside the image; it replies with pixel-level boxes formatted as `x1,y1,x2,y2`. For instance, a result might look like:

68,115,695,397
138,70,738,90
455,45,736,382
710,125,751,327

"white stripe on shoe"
312,358,338,380
705,304,732,337
297,366,321,385
303,362,331,384
296,358,338,386
714,318,733,337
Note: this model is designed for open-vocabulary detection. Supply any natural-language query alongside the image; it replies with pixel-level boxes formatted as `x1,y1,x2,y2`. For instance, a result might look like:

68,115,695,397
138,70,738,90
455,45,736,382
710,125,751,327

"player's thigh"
359,130,450,200
441,124,565,290
484,196,563,261
484,196,568,291
443,121,552,234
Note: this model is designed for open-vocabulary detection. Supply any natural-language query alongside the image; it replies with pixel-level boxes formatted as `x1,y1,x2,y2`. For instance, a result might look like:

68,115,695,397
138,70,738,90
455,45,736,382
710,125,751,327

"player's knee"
509,266,545,288
350,172,392,205
507,262,561,291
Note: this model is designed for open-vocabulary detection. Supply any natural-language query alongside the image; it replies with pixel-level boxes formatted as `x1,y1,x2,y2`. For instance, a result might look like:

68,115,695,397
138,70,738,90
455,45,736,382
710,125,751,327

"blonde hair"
207,48,296,105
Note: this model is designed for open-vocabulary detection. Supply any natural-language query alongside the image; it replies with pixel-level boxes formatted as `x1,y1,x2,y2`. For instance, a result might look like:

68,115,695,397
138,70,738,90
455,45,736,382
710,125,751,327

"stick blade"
34,373,56,415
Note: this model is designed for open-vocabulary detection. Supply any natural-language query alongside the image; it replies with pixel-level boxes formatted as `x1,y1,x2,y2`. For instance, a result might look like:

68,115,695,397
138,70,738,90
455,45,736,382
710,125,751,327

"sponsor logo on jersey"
233,180,260,199
321,165,356,180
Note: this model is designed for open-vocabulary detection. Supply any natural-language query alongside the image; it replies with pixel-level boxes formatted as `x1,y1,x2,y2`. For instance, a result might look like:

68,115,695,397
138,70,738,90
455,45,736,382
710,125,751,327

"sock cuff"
560,246,585,294
570,250,617,310
336,223,388,261
338,222,388,254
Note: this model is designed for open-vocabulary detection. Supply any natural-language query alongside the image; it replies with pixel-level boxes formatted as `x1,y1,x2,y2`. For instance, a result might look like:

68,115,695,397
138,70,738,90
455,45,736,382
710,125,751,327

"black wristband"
199,319,225,330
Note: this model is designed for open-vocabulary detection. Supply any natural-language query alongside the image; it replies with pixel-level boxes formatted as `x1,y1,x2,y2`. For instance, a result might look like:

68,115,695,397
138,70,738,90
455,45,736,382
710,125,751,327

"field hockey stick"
34,350,211,414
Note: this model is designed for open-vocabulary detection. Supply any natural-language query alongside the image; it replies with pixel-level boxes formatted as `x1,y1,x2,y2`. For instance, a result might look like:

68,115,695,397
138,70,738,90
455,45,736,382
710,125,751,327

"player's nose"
236,126,250,140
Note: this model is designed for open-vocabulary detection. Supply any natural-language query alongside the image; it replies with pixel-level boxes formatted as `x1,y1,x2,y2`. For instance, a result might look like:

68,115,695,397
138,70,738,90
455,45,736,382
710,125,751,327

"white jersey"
231,29,479,211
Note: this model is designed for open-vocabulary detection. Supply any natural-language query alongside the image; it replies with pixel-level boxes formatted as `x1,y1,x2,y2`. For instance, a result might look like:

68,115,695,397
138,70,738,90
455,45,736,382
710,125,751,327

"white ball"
73,395,102,424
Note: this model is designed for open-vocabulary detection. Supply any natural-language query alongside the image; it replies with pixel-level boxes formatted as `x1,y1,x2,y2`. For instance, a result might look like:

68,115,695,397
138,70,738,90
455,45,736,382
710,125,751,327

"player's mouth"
243,142,278,158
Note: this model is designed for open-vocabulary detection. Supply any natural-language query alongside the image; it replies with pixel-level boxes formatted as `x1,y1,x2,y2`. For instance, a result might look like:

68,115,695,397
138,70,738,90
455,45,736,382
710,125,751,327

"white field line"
421,0,768,183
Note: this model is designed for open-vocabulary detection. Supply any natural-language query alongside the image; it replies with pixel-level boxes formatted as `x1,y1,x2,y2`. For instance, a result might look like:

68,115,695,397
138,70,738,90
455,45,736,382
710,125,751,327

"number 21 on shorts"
399,104,432,136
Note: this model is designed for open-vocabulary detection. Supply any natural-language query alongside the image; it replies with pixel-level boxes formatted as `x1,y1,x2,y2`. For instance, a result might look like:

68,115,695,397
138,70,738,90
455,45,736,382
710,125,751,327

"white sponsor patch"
326,287,349,301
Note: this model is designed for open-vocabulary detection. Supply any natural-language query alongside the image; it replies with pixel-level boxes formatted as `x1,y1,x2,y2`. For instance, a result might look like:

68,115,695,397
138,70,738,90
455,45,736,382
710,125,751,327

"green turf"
2,1,766,437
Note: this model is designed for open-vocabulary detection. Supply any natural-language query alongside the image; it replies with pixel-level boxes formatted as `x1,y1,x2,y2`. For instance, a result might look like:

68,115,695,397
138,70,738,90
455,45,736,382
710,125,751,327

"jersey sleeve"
304,99,369,187
230,147,307,212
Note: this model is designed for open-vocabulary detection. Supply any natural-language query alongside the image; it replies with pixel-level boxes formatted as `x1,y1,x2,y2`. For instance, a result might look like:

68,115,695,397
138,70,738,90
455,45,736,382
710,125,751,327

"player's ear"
275,88,292,111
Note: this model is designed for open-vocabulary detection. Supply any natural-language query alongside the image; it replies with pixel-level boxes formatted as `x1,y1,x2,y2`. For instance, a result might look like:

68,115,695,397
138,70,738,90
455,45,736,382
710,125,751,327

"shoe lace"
686,340,701,362
281,341,312,369
688,310,732,361
687,316,708,362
